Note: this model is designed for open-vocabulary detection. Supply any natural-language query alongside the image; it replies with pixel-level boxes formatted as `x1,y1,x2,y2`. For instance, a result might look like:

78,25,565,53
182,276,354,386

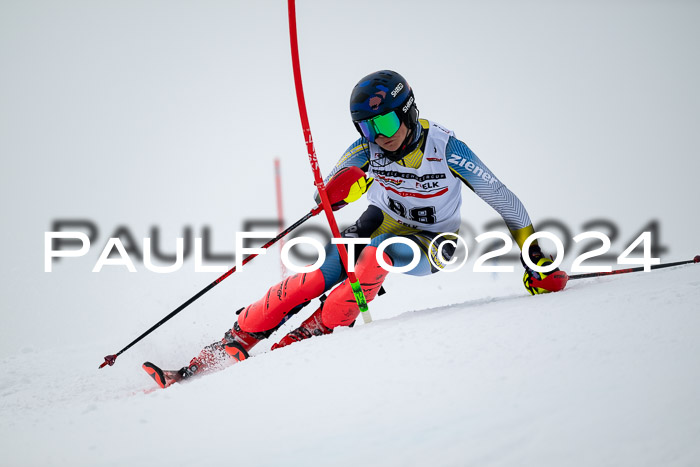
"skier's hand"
330,175,371,211
521,244,568,294
314,166,369,208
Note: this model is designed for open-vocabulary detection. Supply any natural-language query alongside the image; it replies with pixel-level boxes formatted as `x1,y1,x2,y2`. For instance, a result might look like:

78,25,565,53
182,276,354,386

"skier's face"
375,123,408,152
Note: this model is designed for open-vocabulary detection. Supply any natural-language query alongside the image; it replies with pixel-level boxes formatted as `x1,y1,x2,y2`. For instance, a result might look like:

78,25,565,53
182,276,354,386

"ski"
142,361,184,389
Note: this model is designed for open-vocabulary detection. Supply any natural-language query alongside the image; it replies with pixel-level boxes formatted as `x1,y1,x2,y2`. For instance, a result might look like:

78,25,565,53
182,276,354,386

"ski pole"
98,167,366,369
98,208,320,369
568,255,700,280
287,0,372,323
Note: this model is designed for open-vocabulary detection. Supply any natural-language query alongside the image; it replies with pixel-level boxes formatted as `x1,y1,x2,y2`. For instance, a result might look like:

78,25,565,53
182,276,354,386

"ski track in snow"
1,266,699,467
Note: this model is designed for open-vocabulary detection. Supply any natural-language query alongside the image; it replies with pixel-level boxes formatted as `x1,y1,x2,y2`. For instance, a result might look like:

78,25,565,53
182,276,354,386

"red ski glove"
522,244,568,295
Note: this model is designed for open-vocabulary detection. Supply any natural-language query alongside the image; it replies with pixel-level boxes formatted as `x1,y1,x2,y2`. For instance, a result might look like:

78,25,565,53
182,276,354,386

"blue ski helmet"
350,70,419,144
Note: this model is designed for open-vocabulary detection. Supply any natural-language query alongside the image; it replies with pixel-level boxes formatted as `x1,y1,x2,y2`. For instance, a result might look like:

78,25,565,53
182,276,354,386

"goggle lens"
356,111,401,143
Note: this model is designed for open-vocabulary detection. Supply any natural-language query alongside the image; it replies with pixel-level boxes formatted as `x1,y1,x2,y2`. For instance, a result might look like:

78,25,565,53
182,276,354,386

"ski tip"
142,362,168,389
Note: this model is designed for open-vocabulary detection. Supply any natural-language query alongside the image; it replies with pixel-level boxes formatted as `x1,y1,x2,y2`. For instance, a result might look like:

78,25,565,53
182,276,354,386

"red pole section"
274,158,287,278
287,0,370,320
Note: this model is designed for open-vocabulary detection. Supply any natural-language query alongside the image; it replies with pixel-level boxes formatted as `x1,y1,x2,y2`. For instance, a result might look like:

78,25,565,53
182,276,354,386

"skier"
144,70,567,388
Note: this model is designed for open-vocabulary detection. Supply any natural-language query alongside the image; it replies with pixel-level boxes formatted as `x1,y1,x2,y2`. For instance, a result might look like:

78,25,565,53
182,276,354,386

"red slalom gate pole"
274,158,288,278
569,255,700,280
287,0,371,323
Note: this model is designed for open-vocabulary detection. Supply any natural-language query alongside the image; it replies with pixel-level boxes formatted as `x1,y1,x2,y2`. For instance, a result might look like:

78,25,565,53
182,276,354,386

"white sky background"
1,0,699,356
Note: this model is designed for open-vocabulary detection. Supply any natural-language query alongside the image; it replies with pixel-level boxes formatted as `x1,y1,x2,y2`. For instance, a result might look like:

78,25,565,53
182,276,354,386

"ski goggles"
354,111,402,143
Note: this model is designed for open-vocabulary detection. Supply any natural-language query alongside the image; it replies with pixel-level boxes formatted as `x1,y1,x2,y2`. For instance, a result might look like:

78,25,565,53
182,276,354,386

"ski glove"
328,175,371,211
522,244,567,295
313,166,370,210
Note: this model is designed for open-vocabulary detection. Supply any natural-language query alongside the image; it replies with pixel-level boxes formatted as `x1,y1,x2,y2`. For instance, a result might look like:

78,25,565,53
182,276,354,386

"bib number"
387,198,437,225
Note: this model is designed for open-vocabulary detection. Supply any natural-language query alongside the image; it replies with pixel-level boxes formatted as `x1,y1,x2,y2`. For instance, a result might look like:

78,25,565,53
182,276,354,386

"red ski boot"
271,306,332,350
181,323,261,378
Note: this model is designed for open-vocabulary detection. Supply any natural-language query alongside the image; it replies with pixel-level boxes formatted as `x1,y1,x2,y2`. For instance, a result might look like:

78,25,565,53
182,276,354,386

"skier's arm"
446,136,534,249
447,136,568,294
324,138,371,182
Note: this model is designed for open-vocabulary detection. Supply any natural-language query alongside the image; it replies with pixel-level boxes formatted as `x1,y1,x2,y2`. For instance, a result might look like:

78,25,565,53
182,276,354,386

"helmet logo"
369,91,386,110
402,95,414,113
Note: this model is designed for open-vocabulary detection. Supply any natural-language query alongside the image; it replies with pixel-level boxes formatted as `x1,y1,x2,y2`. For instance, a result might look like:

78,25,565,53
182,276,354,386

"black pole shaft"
99,207,320,368
569,256,699,280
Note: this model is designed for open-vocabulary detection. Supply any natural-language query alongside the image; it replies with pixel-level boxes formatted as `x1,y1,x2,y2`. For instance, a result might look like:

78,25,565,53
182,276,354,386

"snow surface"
1,267,700,467
2,1,700,466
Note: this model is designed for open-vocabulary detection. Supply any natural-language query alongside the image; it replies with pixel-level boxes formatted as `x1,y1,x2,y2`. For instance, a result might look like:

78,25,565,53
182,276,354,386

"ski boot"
179,323,263,378
271,305,333,350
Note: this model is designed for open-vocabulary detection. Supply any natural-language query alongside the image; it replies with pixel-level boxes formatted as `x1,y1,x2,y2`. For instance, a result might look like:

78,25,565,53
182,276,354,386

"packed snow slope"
1,264,699,467
2,1,700,466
